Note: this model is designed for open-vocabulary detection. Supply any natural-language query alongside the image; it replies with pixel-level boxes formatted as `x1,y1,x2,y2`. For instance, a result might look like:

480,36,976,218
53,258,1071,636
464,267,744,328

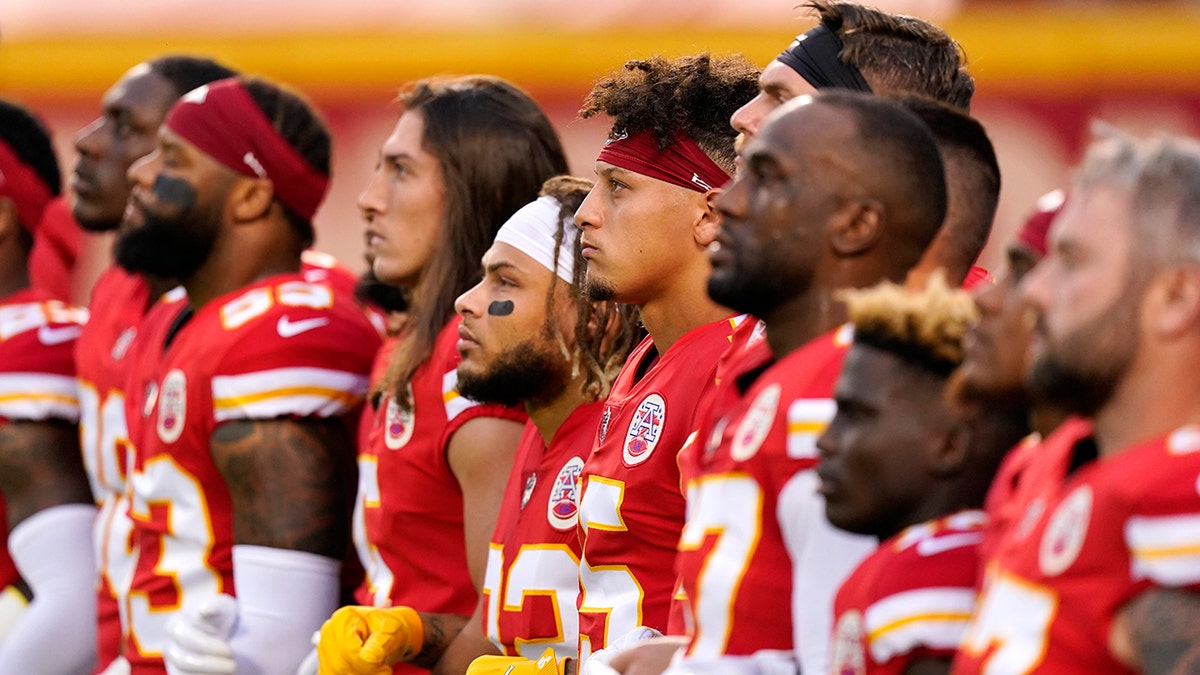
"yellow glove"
316,605,424,675
466,647,569,675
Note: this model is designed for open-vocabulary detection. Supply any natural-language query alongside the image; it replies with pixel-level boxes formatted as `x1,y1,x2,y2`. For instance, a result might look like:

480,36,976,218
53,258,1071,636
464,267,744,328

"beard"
457,338,570,408
1027,281,1142,417
115,176,217,280
583,276,616,303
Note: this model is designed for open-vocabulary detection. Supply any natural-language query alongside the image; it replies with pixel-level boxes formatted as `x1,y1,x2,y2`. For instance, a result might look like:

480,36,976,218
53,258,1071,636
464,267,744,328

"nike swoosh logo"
916,532,984,557
276,315,330,338
38,324,82,346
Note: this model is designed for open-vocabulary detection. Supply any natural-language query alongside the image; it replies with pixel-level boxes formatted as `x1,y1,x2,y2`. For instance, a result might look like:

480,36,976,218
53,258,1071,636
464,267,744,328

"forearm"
412,612,471,670
431,612,497,675
1116,588,1200,675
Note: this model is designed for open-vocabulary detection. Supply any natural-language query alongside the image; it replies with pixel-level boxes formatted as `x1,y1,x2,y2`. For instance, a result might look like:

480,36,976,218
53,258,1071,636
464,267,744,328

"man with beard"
0,99,95,673
113,76,380,675
71,55,239,674
817,277,1027,675
948,190,1067,562
665,91,948,674
315,177,641,674
954,134,1200,673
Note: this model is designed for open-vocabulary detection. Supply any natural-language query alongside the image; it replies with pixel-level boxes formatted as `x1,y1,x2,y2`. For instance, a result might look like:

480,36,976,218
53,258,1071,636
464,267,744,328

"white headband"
493,195,577,283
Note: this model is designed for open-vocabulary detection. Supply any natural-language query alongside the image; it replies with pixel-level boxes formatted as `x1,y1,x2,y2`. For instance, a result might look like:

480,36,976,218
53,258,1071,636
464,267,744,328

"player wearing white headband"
316,177,642,675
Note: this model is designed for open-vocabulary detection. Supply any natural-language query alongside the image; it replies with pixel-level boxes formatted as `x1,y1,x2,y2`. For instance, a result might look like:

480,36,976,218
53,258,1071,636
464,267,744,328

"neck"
184,217,301,309
1029,404,1069,439
0,258,29,299
638,290,728,356
1092,346,1200,457
526,375,592,447
762,288,845,358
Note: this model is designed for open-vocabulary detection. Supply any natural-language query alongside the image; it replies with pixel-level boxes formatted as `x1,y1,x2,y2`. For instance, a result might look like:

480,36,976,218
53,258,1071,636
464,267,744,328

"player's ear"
693,188,722,248
930,421,970,478
230,176,275,223
829,198,884,258
1152,264,1200,338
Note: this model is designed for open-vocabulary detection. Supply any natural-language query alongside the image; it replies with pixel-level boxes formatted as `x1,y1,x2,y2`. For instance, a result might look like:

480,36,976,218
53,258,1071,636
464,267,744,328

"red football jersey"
676,326,874,671
0,288,85,598
831,511,985,675
120,274,379,673
482,402,603,660
954,418,1200,674
577,316,740,660
352,319,527,671
77,266,153,672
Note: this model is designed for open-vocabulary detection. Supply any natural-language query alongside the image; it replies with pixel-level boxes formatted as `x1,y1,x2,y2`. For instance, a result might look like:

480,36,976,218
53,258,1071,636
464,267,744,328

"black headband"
776,24,872,93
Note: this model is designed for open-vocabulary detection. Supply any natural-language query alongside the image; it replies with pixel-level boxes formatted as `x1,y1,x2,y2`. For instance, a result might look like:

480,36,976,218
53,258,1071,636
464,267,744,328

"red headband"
164,78,329,221
0,140,53,233
596,128,729,193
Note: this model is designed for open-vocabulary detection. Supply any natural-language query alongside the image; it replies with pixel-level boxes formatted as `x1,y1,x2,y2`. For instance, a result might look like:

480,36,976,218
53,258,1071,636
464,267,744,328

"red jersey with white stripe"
121,274,379,673
77,266,152,672
0,288,85,602
832,511,984,675
482,402,603,660
954,418,1200,674
353,320,526,666
578,316,740,660
676,326,873,670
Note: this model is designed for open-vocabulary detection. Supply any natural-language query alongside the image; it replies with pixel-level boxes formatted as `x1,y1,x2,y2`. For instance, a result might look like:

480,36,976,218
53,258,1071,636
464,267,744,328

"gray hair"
1077,125,1200,264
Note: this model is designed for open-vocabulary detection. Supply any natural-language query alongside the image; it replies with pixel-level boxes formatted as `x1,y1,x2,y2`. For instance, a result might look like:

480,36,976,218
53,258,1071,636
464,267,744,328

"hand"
585,626,665,670
605,637,687,675
316,605,423,675
466,647,569,675
165,594,239,675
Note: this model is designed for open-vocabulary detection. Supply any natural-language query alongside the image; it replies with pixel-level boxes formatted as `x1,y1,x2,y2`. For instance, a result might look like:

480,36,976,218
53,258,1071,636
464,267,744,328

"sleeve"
1123,450,1200,590
778,470,876,675
0,324,81,424
209,306,378,425
438,358,528,451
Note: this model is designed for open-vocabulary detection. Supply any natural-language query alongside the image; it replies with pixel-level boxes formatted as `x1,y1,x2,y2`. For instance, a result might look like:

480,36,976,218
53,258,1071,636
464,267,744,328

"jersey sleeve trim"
1126,513,1200,587
864,587,976,663
0,373,79,421
442,369,481,422
211,366,369,421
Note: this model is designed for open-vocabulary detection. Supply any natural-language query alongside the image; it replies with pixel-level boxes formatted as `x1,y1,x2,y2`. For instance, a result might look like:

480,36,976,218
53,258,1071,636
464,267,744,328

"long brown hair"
383,76,568,404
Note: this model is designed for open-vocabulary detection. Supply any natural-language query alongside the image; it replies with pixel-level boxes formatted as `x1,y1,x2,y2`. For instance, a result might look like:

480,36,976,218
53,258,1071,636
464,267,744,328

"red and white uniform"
578,317,740,660
675,326,874,672
954,418,1200,674
121,274,379,673
831,511,984,675
77,266,153,671
483,402,603,660
353,319,526,672
0,289,85,623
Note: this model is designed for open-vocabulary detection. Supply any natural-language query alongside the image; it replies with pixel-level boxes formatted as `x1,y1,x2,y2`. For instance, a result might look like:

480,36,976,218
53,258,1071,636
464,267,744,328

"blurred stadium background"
3,0,1199,275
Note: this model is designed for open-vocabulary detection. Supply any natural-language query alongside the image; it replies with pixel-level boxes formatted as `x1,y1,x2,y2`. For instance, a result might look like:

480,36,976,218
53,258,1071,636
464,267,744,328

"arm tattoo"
1125,588,1200,674
211,417,355,558
0,419,92,527
411,613,468,670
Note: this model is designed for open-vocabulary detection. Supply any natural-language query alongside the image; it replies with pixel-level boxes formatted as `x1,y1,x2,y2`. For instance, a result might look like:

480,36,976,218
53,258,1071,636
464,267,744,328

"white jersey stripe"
865,587,976,662
1127,514,1200,586
0,373,79,421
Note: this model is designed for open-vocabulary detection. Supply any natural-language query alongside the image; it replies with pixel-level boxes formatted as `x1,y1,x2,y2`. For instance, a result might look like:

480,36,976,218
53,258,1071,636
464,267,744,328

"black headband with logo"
776,23,872,92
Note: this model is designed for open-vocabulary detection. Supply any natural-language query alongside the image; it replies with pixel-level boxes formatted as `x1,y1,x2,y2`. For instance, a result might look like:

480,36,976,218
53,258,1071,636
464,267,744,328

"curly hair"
539,176,643,401
807,0,974,110
839,272,978,376
579,53,760,175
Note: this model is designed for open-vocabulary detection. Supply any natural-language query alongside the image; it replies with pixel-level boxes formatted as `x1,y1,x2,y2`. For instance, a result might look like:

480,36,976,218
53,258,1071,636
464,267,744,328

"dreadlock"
539,176,643,401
